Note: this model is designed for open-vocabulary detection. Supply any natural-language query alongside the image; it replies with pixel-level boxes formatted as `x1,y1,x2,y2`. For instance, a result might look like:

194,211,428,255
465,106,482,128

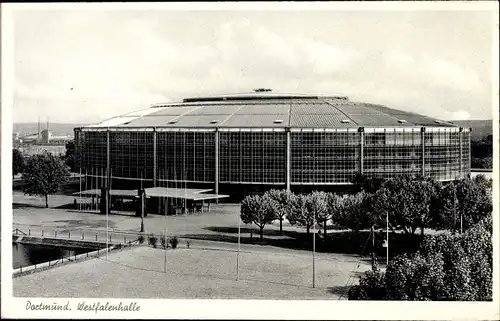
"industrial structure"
74,91,471,200
14,118,73,147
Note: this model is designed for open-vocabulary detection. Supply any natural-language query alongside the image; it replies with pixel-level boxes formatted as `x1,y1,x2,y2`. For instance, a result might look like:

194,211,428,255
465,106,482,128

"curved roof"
87,94,457,129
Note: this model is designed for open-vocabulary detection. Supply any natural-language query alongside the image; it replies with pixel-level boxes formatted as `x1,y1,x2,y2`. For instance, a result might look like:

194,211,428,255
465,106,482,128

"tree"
350,216,492,301
431,182,460,233
327,193,344,233
240,194,276,242
338,191,377,235
287,193,315,236
308,191,329,237
372,175,437,236
13,149,25,178
265,189,291,234
352,173,385,193
470,135,492,169
432,176,492,233
22,152,70,208
63,140,76,172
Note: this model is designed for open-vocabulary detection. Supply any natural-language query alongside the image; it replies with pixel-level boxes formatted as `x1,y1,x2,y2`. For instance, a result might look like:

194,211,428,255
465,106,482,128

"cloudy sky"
11,6,496,124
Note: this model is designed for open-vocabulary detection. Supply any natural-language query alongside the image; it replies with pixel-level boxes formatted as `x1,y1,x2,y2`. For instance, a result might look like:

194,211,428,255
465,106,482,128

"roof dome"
89,93,457,129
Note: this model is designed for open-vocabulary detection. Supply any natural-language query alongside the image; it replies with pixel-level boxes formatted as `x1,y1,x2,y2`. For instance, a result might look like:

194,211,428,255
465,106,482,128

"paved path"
13,191,318,239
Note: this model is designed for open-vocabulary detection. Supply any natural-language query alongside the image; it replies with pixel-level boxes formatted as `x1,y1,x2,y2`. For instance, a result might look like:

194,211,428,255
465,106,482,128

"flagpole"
164,170,167,274
313,208,316,288
237,215,241,281
106,167,109,260
141,171,144,233
79,167,82,211
90,168,94,211
386,211,389,268
84,169,87,210
95,167,98,211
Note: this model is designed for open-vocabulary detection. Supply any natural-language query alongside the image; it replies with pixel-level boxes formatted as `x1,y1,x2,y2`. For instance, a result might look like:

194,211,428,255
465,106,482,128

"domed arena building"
74,90,471,201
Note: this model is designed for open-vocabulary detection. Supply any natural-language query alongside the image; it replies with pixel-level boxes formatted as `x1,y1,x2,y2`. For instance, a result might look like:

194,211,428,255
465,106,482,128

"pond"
12,243,95,269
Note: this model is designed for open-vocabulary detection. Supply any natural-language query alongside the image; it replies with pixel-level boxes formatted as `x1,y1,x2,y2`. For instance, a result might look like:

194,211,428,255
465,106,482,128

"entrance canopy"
73,189,138,199
73,187,229,201
144,187,229,201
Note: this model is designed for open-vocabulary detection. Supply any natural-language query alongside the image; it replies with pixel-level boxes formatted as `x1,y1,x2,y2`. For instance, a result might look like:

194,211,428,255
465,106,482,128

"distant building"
38,129,72,145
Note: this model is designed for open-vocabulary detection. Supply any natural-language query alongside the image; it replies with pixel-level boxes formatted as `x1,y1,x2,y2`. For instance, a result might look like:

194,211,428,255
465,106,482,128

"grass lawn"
13,245,370,299
12,191,428,258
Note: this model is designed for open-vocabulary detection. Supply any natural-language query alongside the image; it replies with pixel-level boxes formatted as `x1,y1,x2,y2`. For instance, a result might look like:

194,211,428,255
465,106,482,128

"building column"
468,128,472,177
286,129,291,192
358,127,364,175
459,127,463,179
421,127,426,177
215,129,219,202
153,129,157,186
106,129,110,188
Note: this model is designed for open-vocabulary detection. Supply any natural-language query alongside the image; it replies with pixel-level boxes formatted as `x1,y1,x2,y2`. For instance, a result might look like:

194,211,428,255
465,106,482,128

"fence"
13,226,140,245
12,233,140,276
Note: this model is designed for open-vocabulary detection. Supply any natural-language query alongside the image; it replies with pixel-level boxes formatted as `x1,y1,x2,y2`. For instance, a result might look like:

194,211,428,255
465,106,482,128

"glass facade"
77,130,107,172
364,129,422,178
156,131,215,182
291,130,360,184
219,131,286,184
110,131,154,179
424,128,461,181
461,130,471,176
75,125,470,187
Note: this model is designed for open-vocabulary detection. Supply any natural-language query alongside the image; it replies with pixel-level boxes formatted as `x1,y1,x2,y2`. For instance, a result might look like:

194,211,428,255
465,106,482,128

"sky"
11,6,497,124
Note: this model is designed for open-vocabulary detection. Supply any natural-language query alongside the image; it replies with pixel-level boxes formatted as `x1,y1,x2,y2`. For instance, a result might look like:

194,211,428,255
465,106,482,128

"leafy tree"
265,189,291,234
287,193,315,237
431,181,460,233
307,191,329,237
63,140,76,172
348,265,387,300
338,191,378,235
22,152,70,208
372,175,437,236
473,173,493,190
240,194,276,242
352,173,385,193
349,216,492,301
326,193,344,233
432,176,492,233
13,149,25,178
472,157,492,169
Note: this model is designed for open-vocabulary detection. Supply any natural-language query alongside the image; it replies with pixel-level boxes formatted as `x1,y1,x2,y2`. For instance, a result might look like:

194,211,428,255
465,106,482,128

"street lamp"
382,212,389,268
140,172,145,233
313,207,316,289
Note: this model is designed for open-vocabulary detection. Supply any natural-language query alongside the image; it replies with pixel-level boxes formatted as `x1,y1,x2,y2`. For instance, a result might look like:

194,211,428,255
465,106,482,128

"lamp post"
237,215,241,281
382,212,389,268
386,211,389,267
140,172,145,233
313,207,316,289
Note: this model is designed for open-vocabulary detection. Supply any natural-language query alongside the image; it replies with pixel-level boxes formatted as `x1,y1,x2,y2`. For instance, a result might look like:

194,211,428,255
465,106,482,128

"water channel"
12,243,94,269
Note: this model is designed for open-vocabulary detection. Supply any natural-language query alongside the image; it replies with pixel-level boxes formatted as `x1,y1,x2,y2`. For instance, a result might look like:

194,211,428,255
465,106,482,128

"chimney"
37,117,41,142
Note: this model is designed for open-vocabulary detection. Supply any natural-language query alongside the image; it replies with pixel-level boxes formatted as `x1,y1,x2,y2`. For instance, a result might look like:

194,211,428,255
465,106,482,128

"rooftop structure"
75,92,471,201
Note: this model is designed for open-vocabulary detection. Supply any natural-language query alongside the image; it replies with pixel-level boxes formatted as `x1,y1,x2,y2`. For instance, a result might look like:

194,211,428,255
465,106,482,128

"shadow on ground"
327,285,353,298
13,203,46,209
182,226,423,257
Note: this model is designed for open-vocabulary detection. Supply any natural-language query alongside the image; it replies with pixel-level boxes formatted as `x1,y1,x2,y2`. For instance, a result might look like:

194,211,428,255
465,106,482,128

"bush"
138,235,145,244
350,217,492,301
148,234,158,248
169,236,178,249
349,266,387,300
